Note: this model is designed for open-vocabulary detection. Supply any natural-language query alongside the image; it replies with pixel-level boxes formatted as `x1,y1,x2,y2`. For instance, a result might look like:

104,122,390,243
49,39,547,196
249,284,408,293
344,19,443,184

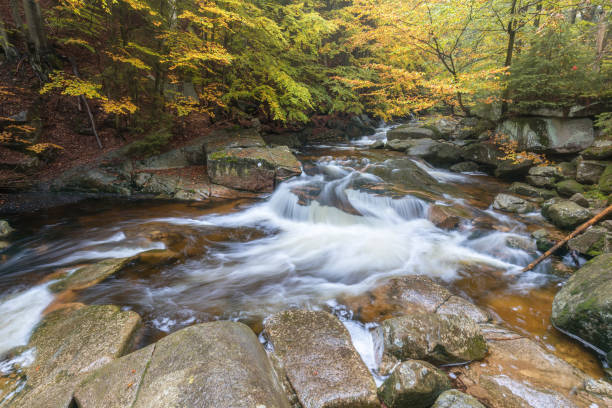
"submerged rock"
455,323,608,408
75,321,290,408
377,360,451,408
49,258,131,292
552,254,612,354
432,390,485,408
541,199,591,229
378,312,487,365
492,194,535,214
263,310,378,408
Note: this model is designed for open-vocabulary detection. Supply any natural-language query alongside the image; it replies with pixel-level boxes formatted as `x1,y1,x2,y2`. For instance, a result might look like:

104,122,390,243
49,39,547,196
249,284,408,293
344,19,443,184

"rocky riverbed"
0,115,611,407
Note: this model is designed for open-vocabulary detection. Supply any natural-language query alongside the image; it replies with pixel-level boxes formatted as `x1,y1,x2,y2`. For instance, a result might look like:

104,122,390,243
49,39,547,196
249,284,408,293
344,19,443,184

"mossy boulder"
207,145,301,192
378,360,451,408
541,199,591,229
551,254,612,354
378,312,487,365
599,164,612,194
508,182,557,200
263,310,379,408
567,227,611,257
576,158,609,185
555,179,586,197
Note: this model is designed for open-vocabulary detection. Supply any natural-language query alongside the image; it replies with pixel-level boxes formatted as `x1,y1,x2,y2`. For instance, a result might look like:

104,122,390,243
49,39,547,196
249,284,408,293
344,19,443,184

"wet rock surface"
432,389,486,408
541,199,591,229
492,193,536,214
387,124,435,140
378,312,488,364
263,310,378,408
75,321,290,408
453,323,611,408
552,254,612,354
378,359,451,408
6,304,141,408
49,258,131,292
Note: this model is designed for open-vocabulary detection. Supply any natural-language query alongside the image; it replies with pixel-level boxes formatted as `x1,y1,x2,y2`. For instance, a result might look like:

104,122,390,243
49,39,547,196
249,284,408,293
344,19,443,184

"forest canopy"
1,0,611,129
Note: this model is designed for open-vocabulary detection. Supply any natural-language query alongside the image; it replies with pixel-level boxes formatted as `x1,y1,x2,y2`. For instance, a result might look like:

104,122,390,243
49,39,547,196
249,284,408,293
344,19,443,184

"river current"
0,126,605,383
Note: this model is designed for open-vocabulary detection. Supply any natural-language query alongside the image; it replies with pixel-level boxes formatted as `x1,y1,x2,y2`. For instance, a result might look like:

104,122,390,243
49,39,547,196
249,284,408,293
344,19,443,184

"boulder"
411,141,463,166
342,275,489,324
508,182,557,200
378,360,451,408
370,140,385,149
386,139,414,152
460,143,532,178
454,323,608,408
528,165,562,178
532,229,557,252
497,117,594,154
581,137,612,160
552,254,612,354
569,193,590,207
428,204,466,230
599,164,612,194
263,310,378,408
526,175,555,188
7,304,141,408
450,161,480,173
432,390,486,408
75,321,290,408
0,220,13,238
387,125,435,140
207,145,302,192
567,227,611,256
365,158,440,193
576,158,609,185
555,179,586,197
541,199,591,229
492,194,536,214
49,258,131,292
378,313,487,364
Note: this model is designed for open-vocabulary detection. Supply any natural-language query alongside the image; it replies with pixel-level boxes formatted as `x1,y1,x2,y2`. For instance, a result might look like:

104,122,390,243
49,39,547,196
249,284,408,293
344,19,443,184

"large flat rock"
76,321,290,408
263,310,378,408
7,304,141,408
454,323,610,408
207,145,302,192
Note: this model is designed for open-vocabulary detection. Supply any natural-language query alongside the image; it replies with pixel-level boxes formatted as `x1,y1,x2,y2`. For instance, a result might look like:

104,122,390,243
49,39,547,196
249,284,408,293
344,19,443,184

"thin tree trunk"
594,10,610,73
523,204,612,272
501,0,518,116
70,57,103,149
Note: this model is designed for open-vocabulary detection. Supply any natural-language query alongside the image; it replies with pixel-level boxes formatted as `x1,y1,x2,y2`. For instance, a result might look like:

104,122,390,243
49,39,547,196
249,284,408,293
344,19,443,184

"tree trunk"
594,10,610,73
22,0,51,80
501,0,518,115
0,16,19,63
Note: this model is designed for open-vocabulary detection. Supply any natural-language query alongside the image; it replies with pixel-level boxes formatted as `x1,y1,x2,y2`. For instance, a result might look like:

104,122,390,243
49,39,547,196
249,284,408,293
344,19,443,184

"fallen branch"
523,204,612,272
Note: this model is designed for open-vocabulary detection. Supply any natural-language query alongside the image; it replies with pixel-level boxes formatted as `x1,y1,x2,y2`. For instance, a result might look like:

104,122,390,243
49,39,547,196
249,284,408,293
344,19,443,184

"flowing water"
0,126,605,383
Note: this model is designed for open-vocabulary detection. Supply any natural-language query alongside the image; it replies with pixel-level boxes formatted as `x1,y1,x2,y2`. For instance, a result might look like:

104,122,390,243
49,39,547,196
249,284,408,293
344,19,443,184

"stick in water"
523,204,612,272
